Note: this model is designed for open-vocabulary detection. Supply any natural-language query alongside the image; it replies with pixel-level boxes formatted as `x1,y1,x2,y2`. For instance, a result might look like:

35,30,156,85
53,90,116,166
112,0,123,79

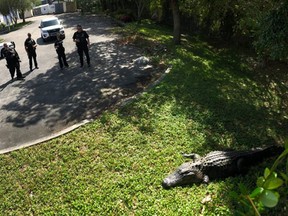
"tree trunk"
171,0,181,44
21,10,26,23
100,0,107,11
135,0,145,22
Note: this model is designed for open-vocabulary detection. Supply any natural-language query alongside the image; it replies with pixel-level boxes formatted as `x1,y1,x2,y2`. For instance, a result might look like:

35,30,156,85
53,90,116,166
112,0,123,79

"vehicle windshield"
42,19,59,27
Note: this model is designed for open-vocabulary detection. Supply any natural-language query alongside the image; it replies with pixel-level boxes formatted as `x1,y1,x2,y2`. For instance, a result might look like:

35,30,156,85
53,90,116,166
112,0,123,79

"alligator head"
162,162,204,189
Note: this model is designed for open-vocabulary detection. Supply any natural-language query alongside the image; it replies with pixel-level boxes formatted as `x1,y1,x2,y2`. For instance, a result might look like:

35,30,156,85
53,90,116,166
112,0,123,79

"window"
42,19,59,27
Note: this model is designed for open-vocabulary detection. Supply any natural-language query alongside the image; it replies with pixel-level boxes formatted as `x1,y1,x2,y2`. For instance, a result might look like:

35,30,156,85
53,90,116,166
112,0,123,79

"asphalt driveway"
0,13,157,154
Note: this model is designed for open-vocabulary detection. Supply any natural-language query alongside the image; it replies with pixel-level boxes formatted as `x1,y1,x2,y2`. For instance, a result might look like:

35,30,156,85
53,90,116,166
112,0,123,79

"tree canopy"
0,0,39,23
84,0,287,61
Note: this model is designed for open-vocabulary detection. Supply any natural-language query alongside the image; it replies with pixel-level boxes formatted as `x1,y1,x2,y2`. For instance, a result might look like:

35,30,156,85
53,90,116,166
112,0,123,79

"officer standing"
54,33,69,69
72,24,90,67
0,43,24,80
24,33,38,71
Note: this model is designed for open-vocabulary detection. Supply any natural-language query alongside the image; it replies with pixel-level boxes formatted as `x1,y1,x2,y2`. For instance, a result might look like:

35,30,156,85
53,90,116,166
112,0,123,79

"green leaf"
280,172,288,182
259,190,279,208
264,168,270,179
278,149,288,161
274,191,280,199
284,140,288,149
271,171,277,178
286,157,288,175
271,148,288,171
257,177,265,187
238,183,249,195
250,187,264,198
264,177,283,190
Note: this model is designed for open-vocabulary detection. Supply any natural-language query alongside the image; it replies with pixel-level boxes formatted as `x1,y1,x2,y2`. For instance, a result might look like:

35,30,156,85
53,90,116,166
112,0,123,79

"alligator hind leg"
182,153,201,161
236,158,249,174
203,175,210,184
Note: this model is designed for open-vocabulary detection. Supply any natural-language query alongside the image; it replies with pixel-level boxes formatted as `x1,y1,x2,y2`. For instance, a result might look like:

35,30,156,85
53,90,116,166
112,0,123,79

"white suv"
39,17,65,42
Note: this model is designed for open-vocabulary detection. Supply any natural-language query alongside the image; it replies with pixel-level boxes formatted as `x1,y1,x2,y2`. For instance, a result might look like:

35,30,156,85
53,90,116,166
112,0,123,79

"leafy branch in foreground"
232,142,288,215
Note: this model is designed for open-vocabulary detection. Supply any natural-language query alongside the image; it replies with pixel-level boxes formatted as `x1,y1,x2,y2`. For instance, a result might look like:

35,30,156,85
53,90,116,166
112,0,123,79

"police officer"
24,33,38,71
54,33,69,69
72,24,90,67
0,43,24,80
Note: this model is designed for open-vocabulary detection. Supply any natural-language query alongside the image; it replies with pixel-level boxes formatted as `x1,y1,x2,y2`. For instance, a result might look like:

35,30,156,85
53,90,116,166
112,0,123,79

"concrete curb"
0,120,90,154
119,66,172,107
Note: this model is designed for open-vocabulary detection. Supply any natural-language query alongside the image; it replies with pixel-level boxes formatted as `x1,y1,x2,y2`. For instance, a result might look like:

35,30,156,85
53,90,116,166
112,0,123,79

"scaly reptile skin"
162,146,283,189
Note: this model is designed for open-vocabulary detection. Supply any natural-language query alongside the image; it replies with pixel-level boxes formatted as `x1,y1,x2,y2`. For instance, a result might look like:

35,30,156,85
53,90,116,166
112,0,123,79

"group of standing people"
0,33,39,80
0,24,90,81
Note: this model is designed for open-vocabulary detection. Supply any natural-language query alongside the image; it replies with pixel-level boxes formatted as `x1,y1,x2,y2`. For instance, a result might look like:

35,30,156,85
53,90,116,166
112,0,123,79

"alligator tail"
250,145,284,164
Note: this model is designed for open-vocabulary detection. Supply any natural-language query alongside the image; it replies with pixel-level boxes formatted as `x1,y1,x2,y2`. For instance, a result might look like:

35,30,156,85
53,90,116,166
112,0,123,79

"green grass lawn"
0,21,33,34
0,22,287,215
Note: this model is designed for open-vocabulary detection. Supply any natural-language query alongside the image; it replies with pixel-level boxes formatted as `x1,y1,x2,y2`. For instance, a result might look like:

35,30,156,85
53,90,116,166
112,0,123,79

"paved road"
0,13,154,154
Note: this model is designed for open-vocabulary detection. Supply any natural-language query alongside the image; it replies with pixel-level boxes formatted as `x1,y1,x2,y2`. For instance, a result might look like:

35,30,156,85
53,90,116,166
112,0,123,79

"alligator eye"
180,170,195,176
186,171,195,176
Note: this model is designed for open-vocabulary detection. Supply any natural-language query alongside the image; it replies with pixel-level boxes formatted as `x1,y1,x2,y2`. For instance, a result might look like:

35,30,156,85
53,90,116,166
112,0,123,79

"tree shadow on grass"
121,37,287,153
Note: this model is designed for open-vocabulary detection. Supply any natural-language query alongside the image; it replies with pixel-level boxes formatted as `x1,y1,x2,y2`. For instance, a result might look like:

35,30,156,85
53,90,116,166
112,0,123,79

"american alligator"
162,146,284,189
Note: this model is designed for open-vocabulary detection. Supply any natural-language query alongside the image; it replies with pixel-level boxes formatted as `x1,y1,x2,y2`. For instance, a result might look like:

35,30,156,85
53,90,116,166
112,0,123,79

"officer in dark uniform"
72,24,90,67
54,33,69,69
0,43,24,80
24,33,38,71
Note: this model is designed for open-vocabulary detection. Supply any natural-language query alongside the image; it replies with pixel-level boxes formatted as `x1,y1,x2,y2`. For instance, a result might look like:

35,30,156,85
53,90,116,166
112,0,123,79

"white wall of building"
24,10,34,18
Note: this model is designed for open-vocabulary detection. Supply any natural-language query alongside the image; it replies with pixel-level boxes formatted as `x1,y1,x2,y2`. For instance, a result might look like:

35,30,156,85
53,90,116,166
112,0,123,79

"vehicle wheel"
42,37,46,43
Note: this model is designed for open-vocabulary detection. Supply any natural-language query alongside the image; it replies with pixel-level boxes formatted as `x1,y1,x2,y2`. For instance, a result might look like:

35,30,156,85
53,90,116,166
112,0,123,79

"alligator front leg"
182,153,201,161
195,170,210,184
236,158,249,174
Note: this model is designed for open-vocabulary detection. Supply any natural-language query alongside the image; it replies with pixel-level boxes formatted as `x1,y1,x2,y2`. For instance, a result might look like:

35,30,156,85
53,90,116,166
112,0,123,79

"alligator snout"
162,172,185,189
162,179,172,189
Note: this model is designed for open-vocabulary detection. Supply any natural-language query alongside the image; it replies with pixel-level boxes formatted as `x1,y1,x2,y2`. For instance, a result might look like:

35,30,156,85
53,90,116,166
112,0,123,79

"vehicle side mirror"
39,26,41,28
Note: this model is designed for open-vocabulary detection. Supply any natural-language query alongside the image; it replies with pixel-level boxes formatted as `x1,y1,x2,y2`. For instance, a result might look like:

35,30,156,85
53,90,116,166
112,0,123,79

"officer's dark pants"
28,51,38,70
57,51,68,68
8,62,23,79
77,46,90,66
